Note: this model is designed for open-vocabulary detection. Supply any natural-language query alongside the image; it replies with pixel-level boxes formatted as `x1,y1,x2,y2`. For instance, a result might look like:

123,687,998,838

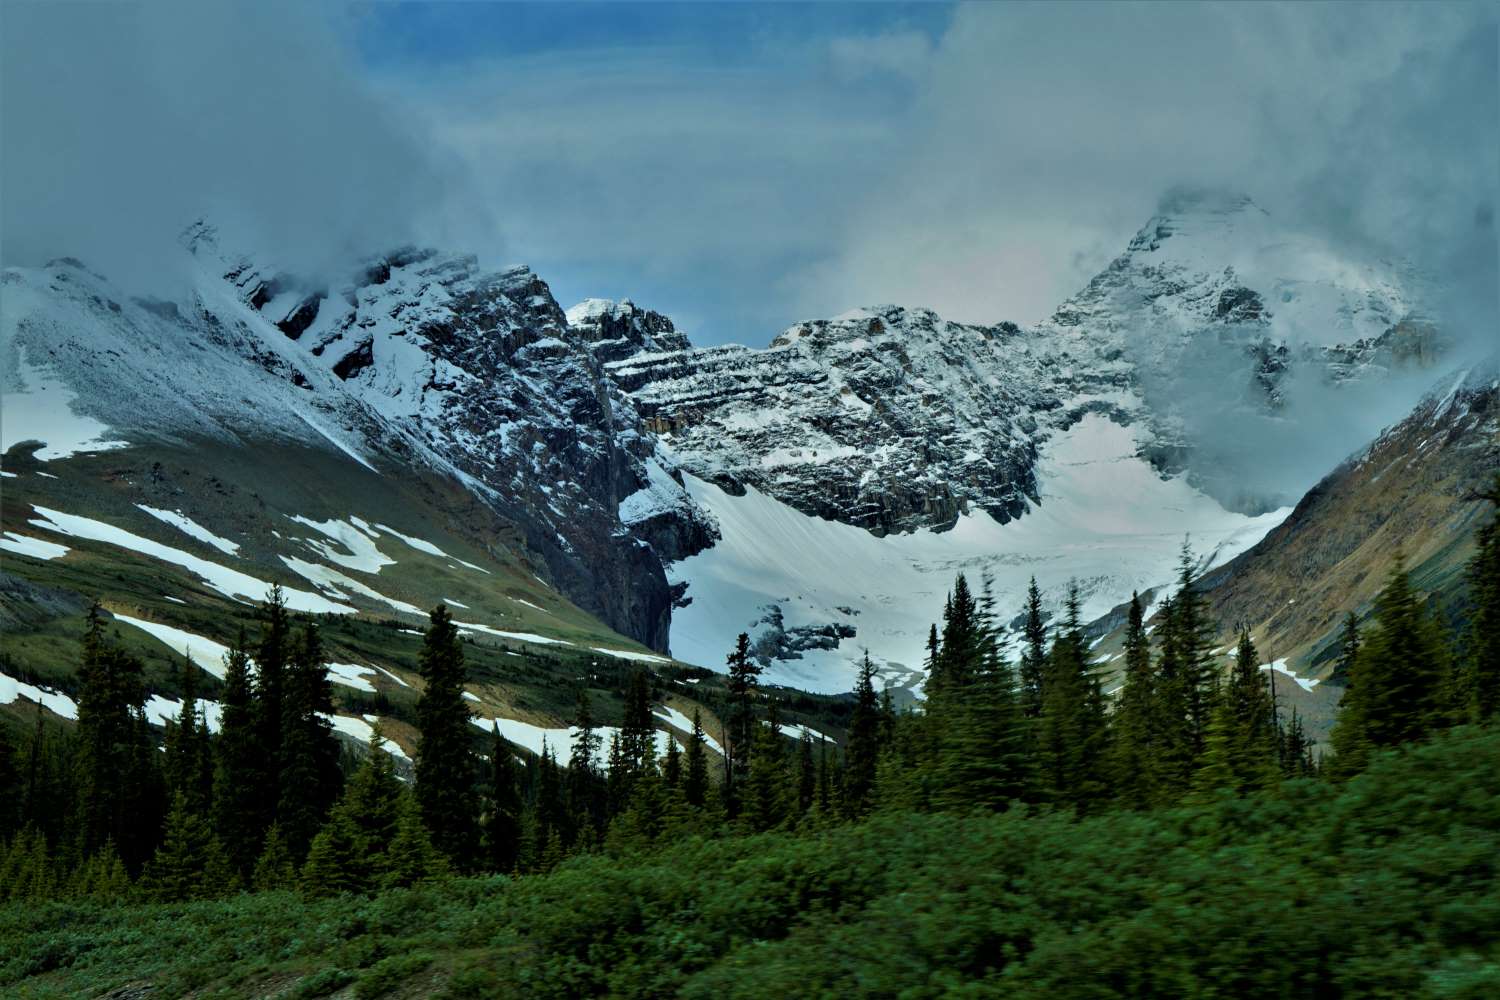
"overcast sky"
3,1,1495,346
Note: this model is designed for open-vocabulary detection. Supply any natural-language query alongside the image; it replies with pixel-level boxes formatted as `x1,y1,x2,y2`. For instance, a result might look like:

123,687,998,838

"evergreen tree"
162,654,213,814
745,703,788,831
71,839,131,901
1172,543,1218,758
383,791,447,889
795,733,816,816
0,723,18,842
1110,593,1160,809
252,823,296,892
842,653,882,816
533,741,566,861
1466,476,1500,719
254,585,292,831
569,690,604,834
1328,613,1372,779
1219,629,1280,794
73,603,154,869
482,723,522,875
300,808,362,898
620,669,654,775
662,735,682,791
143,793,232,902
0,828,55,901
684,709,710,809
1280,710,1317,779
342,731,403,874
1332,557,1452,776
1036,585,1109,810
1019,576,1048,720
415,604,479,867
724,632,761,814
276,624,342,860
214,631,262,878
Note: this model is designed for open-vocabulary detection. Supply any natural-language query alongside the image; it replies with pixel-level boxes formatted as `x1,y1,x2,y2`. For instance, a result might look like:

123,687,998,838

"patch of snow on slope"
146,694,223,734
323,714,411,761
470,715,674,766
1,346,129,460
278,556,422,615
136,505,240,555
112,614,238,680
653,705,724,755
1,532,69,560
1,669,78,720
289,515,394,573
591,646,671,664
28,506,354,614
327,663,378,693
372,523,448,558
454,621,572,646
667,413,1289,694
295,412,379,473
1261,658,1320,693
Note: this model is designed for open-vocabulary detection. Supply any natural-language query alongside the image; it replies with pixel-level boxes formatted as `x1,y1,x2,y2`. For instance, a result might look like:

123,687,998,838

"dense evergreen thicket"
1,479,1496,997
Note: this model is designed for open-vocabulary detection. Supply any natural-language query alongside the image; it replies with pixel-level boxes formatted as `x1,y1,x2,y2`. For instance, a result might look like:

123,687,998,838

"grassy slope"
4,723,1498,998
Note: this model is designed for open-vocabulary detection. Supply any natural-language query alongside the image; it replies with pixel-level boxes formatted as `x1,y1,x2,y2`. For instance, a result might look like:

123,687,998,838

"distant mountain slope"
1197,358,1499,675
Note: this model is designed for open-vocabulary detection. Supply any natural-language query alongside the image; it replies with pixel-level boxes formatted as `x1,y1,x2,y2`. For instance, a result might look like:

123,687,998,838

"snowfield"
667,413,1289,693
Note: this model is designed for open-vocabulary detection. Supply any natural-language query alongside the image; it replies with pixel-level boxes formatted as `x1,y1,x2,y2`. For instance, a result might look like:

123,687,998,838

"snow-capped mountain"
1,190,1446,693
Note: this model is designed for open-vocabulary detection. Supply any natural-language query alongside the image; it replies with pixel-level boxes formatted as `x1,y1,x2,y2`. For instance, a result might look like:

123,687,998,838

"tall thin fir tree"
213,630,262,878
415,604,480,867
1110,593,1159,808
1172,542,1218,759
1221,628,1280,794
254,585,292,833
1019,577,1048,720
483,722,522,875
683,709,710,809
723,632,761,815
276,624,342,861
162,654,213,814
842,652,882,816
1465,476,1500,720
569,689,604,836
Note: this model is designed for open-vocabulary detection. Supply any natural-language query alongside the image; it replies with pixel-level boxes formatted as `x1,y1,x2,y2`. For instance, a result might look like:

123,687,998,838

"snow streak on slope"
668,413,1289,693
1,346,129,460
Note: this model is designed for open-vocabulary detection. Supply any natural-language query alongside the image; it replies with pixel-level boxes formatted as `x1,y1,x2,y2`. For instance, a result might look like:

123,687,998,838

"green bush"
354,951,433,998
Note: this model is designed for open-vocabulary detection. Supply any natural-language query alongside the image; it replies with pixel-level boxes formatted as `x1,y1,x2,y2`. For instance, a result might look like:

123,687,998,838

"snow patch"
136,505,240,555
0,532,69,560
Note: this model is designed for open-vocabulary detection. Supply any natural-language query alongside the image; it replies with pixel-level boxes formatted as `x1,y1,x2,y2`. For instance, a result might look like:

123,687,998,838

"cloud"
1,1,485,293
828,30,935,84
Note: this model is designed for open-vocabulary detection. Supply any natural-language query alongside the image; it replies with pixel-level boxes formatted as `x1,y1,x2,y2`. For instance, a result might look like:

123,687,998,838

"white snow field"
112,613,238,679
0,347,129,460
653,704,725,755
136,505,241,555
470,715,676,767
0,532,70,561
1,669,79,720
668,413,1289,693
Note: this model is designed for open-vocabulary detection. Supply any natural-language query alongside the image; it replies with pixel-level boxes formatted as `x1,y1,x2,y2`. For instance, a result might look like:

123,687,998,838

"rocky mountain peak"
566,297,691,362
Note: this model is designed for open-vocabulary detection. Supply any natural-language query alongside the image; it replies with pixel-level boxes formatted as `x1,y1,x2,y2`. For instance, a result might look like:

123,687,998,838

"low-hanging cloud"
1,1,486,293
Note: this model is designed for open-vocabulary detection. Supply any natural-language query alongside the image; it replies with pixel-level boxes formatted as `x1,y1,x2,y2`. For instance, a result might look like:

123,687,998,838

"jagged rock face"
566,298,692,363
608,306,1064,534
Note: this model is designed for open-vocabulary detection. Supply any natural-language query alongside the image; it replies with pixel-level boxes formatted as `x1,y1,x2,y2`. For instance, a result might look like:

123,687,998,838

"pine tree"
1036,585,1109,810
569,690,604,834
163,653,213,814
342,731,403,875
684,709,710,808
214,631,262,878
1019,576,1048,719
724,632,761,815
1280,710,1317,779
745,703,787,831
254,585,292,831
620,669,654,775
72,839,131,901
795,733,816,816
1172,543,1218,758
662,735,682,791
1328,613,1372,780
1332,557,1452,776
533,741,566,861
383,790,447,889
1466,476,1500,719
143,793,231,902
1222,629,1280,793
415,604,479,867
300,808,362,898
277,624,342,860
482,723,522,874
842,652,882,816
252,823,296,892
0,722,18,842
73,603,154,869
1110,593,1160,809
1,828,55,901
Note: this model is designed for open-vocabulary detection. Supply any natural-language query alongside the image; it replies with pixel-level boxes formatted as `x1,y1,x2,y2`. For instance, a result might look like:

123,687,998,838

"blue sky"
4,2,1495,349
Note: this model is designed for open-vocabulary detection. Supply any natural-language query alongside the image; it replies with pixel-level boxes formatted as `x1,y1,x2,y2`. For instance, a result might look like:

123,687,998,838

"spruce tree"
1280,710,1317,779
1172,543,1218,757
662,735,682,791
343,730,403,871
214,631,262,878
569,690,604,834
383,790,447,889
1223,629,1279,793
300,808,362,897
0,723,18,842
1328,613,1372,779
1036,585,1109,810
795,733,816,816
254,585,292,831
724,632,761,813
143,793,232,902
482,722,522,874
277,624,342,861
683,709,710,809
162,654,213,814
620,669,654,775
1466,476,1500,719
1110,593,1160,809
252,823,296,892
415,604,479,867
1333,558,1452,775
1019,576,1048,720
745,703,787,831
842,653,882,816
73,603,153,869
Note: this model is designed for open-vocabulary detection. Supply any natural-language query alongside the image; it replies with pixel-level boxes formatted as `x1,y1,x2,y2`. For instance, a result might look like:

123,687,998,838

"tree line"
2,480,1497,903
